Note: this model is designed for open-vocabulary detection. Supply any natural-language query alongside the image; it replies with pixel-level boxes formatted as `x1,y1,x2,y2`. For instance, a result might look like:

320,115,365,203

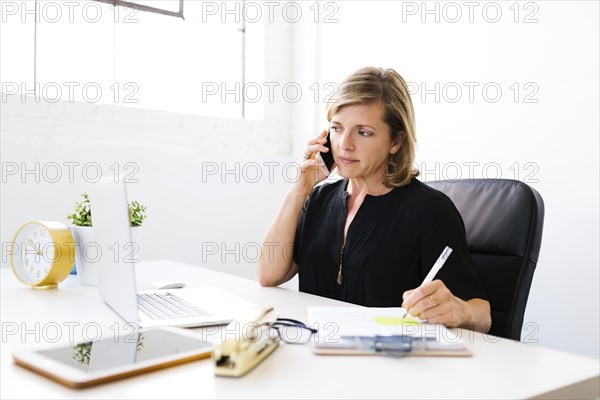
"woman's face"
329,102,401,182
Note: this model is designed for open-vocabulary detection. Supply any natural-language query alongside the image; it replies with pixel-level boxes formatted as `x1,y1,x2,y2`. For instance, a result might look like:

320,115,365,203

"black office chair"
424,179,544,340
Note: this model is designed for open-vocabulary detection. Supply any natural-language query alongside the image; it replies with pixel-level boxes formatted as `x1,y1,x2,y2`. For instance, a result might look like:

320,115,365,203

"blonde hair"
326,67,419,187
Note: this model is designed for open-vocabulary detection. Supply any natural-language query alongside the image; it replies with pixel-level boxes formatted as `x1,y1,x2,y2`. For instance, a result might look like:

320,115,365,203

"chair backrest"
424,179,544,340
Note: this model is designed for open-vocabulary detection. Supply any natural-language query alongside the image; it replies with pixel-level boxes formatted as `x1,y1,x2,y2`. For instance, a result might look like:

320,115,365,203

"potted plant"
68,193,147,286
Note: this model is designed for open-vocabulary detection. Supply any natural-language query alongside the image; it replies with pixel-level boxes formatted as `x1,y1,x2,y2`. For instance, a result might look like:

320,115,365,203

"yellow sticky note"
372,316,421,326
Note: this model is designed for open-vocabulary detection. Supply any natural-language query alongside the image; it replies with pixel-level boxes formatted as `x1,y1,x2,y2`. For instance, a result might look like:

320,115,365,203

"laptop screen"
89,177,139,324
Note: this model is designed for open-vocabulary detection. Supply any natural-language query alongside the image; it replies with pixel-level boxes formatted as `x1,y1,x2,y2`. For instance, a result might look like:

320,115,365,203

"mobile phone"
315,130,335,176
12,327,213,389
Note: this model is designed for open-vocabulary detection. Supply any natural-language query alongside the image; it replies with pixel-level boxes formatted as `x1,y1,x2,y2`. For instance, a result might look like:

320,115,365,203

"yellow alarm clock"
10,221,75,289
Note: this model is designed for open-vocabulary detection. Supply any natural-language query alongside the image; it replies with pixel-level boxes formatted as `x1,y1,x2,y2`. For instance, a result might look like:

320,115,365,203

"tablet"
12,326,213,389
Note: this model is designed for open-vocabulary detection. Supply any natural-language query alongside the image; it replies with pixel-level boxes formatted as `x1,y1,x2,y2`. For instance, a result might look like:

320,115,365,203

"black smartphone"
315,130,335,176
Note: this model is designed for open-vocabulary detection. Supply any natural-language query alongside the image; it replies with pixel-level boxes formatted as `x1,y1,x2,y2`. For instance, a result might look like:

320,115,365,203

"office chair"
424,179,544,340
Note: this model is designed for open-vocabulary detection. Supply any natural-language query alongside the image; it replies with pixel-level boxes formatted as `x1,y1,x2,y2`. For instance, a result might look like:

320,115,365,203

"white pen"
402,246,453,318
421,246,453,287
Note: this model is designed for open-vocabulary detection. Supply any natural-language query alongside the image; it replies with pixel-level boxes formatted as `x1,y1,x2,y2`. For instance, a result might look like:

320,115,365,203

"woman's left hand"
402,280,491,332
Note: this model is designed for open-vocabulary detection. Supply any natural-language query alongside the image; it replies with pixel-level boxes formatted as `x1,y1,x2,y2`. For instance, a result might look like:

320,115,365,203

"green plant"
67,193,147,227
67,193,92,227
128,200,147,227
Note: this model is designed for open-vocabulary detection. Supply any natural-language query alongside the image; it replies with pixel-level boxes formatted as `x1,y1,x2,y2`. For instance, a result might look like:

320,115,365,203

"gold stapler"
212,306,279,377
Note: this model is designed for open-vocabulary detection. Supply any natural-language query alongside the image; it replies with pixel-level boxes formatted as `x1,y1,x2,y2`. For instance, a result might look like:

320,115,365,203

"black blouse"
293,178,487,307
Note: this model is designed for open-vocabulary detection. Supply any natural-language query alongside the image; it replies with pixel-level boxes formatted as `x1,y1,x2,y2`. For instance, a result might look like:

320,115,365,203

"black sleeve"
420,196,488,301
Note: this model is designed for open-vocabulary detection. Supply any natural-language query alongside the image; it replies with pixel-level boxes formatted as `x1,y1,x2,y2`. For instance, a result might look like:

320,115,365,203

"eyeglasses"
262,318,318,345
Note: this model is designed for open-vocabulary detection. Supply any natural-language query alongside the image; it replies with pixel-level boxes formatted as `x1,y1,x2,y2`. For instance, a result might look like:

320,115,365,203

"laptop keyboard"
137,292,211,320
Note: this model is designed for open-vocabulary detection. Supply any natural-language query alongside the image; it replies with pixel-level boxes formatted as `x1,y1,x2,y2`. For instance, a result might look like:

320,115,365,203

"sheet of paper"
307,307,464,350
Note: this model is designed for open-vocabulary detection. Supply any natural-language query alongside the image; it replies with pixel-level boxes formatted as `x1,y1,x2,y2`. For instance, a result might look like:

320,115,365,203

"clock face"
12,223,56,285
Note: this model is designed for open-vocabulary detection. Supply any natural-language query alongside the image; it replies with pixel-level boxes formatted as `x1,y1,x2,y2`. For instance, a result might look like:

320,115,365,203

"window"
2,0,257,119
112,1,246,118
95,0,184,18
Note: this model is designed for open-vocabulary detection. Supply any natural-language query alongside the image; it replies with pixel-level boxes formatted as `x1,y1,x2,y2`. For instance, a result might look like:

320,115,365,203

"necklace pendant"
338,241,345,285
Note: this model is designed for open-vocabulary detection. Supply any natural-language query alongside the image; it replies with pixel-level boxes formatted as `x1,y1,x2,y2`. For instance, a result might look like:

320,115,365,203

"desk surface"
1,261,598,399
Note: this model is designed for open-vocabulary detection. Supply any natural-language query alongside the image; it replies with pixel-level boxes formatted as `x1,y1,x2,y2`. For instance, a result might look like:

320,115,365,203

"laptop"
89,177,257,328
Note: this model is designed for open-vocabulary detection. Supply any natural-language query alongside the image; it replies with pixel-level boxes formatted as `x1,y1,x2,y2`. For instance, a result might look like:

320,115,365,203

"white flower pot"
70,226,142,286
70,226,97,286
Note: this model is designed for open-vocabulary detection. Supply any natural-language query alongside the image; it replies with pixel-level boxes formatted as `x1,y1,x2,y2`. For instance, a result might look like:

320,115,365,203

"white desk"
1,261,598,399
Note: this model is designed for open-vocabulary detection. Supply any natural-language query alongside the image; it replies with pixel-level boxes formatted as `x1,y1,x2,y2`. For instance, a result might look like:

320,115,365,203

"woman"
257,67,491,333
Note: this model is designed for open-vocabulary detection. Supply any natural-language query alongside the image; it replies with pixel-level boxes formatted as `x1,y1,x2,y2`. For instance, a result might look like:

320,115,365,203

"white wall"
0,96,296,276
1,1,598,360
1,0,296,280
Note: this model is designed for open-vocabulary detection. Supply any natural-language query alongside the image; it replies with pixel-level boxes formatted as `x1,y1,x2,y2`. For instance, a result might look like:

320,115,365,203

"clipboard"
307,306,472,357
312,343,472,357
315,349,472,357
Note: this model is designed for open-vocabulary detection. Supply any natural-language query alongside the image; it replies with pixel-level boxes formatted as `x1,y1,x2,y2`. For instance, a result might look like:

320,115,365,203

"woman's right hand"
258,130,331,287
290,130,332,198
